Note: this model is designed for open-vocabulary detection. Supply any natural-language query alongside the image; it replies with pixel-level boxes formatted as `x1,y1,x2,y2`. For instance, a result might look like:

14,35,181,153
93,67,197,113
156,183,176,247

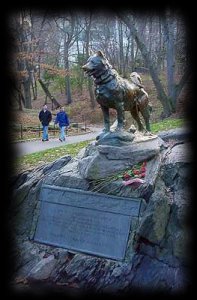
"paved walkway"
13,127,102,157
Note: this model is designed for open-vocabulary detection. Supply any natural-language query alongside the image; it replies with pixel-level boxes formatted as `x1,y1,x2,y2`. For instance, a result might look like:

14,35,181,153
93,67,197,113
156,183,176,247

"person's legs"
59,126,66,141
42,125,49,141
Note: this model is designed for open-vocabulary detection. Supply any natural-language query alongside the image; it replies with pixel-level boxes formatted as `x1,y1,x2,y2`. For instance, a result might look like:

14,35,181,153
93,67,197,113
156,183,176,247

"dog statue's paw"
143,130,154,136
115,127,124,132
128,125,137,134
96,130,109,141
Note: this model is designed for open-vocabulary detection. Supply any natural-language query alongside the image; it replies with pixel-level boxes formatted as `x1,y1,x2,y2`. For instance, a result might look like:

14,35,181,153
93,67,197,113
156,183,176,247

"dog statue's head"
82,51,111,77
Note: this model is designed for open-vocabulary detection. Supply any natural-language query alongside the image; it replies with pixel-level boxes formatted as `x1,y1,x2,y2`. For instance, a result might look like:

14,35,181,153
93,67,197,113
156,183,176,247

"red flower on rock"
121,161,147,187
140,166,146,173
133,169,140,175
123,173,131,180
140,172,146,178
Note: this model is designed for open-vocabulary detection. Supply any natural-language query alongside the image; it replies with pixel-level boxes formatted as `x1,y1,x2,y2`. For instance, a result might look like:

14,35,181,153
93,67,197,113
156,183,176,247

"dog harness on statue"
94,70,116,85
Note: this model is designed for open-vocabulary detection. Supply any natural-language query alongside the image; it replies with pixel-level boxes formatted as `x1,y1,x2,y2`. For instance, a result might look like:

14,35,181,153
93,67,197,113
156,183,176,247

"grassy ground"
150,117,185,132
13,117,186,175
13,140,91,175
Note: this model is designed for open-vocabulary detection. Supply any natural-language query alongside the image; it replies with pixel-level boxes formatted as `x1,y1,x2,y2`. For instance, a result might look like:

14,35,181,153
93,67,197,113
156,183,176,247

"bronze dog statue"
82,51,151,133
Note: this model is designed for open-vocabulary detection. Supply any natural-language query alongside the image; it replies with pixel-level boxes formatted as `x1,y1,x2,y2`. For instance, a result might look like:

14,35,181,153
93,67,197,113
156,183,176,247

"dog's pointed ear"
97,50,105,58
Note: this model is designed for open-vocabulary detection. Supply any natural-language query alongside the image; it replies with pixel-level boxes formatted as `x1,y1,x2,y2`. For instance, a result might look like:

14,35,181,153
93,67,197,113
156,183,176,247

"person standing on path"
55,106,70,142
38,104,52,141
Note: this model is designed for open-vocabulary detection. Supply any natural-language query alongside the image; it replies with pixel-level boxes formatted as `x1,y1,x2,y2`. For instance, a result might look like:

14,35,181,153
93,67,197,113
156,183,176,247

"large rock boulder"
8,128,193,296
78,135,165,179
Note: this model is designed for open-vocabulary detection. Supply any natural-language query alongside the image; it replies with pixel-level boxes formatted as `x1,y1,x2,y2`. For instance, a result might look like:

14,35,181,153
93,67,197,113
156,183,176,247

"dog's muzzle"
82,65,95,76
82,65,87,70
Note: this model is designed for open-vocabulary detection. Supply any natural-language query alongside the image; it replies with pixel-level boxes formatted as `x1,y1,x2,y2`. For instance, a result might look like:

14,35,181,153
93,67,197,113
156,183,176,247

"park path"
13,126,102,157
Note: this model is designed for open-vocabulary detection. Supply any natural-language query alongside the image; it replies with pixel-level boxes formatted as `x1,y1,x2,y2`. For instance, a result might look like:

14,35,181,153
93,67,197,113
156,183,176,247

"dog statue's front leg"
101,106,110,132
115,101,125,131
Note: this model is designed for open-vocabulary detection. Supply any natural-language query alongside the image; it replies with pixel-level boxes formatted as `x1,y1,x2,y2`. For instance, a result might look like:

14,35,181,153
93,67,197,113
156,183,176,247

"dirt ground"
10,74,189,127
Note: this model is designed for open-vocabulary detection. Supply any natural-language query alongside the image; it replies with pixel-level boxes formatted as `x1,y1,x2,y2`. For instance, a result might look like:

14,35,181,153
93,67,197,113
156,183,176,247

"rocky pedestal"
9,128,192,296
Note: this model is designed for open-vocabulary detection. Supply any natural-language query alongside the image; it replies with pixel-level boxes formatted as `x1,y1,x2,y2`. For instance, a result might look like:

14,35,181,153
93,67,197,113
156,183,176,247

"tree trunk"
76,23,84,93
148,17,153,61
117,13,173,117
163,14,176,111
118,20,125,76
85,15,96,109
30,71,37,100
18,94,23,111
64,44,72,105
38,78,61,109
133,45,139,71
15,84,25,111
174,68,190,100
65,72,72,105
156,17,164,74
130,35,135,71
23,78,32,109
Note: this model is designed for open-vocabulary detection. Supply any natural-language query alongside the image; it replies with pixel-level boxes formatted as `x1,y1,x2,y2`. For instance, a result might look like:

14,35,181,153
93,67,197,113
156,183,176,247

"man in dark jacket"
55,106,69,142
39,105,52,141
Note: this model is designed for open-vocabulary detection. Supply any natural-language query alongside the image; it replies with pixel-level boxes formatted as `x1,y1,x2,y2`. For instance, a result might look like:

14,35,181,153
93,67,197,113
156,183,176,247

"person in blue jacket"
55,106,70,142
38,104,52,141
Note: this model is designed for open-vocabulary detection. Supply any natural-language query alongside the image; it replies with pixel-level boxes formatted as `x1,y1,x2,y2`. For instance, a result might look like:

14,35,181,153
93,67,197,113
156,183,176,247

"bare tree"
118,20,125,76
10,11,33,109
117,12,189,117
162,11,190,111
83,14,96,109
38,78,61,109
75,16,86,93
54,13,78,104
9,10,189,119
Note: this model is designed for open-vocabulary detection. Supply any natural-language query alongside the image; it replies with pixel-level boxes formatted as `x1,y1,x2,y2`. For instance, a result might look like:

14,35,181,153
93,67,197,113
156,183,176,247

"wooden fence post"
82,116,86,132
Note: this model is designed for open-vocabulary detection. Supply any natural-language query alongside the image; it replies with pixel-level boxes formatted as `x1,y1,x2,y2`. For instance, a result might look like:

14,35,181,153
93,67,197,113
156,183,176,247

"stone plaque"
33,184,142,260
